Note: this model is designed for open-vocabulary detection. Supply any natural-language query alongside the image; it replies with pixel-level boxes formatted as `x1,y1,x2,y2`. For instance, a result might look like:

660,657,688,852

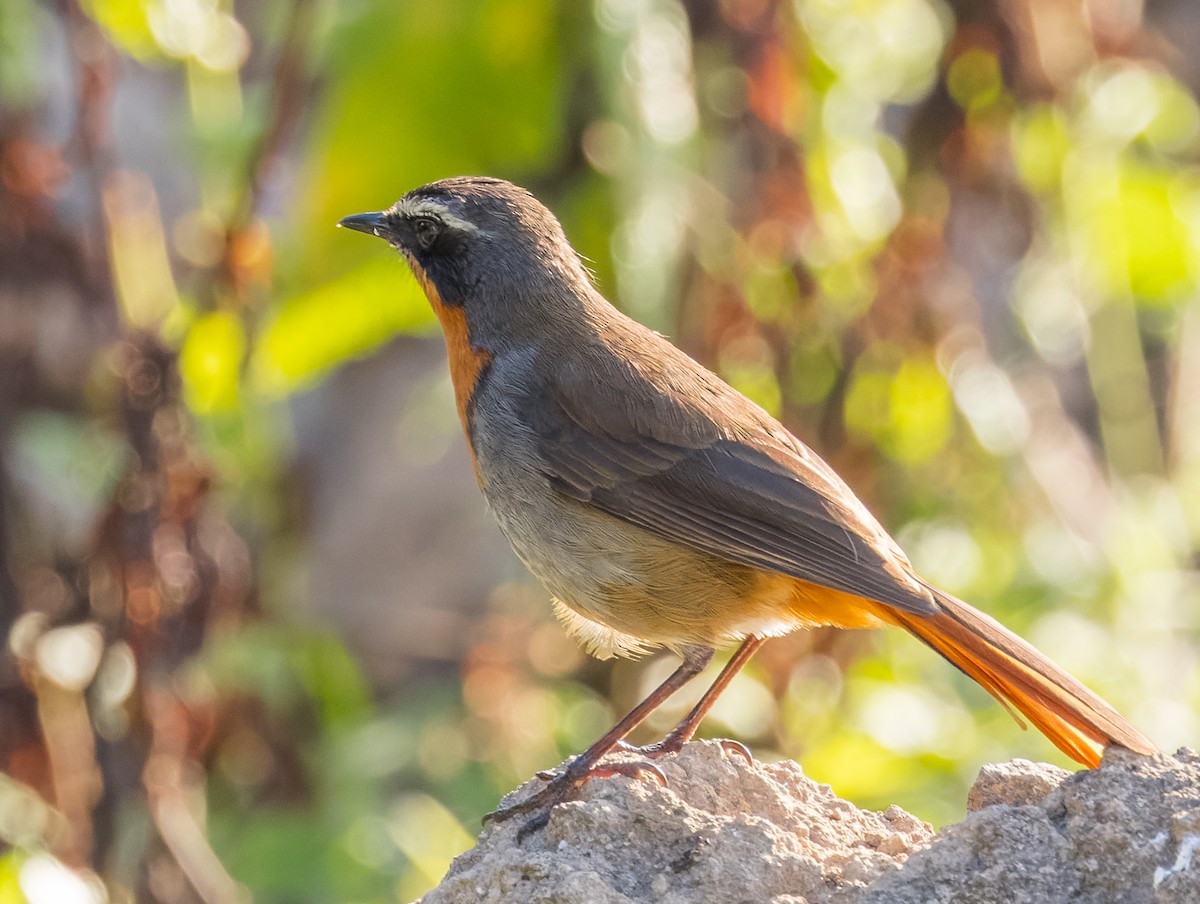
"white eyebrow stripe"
397,198,482,235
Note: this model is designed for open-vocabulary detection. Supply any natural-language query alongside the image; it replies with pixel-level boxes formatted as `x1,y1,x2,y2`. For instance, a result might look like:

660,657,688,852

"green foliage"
0,0,39,105
291,0,573,275
0,851,25,904
844,352,953,464
251,259,436,396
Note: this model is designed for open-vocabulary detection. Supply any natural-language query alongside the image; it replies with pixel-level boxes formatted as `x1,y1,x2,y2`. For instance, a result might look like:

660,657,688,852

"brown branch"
207,0,319,309
143,688,241,904
62,0,120,298
31,671,102,868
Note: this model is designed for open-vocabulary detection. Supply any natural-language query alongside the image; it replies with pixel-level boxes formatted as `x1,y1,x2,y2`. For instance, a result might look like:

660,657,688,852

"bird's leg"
620,635,766,761
486,644,714,837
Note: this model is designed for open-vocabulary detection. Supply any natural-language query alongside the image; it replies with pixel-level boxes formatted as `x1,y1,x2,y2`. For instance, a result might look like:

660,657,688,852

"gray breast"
468,355,638,603
464,352,786,656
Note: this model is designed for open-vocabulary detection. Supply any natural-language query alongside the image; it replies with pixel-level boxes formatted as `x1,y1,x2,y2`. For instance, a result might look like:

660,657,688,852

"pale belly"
485,477,805,657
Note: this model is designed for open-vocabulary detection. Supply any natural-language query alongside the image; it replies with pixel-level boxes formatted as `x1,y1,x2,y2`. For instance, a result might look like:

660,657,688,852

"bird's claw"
616,735,755,764
484,758,670,840
599,759,669,787
717,738,754,763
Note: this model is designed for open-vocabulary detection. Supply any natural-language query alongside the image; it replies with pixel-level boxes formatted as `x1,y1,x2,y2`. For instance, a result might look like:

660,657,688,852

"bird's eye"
412,217,441,251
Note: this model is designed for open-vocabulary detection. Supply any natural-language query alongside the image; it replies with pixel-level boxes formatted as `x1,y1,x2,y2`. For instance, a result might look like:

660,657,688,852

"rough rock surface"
965,757,1071,811
416,742,1200,904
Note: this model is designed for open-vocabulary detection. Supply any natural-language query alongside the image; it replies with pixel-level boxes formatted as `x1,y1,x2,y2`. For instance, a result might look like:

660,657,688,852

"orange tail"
877,590,1156,767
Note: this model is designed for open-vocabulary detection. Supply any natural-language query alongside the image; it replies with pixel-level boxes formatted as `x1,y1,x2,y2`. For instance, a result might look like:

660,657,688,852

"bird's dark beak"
338,211,391,238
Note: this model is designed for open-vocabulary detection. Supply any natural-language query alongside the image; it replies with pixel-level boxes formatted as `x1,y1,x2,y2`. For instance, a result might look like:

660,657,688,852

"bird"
339,176,1156,832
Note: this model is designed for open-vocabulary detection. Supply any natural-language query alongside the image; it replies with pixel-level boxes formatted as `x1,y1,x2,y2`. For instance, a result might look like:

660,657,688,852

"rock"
966,758,1070,811
417,741,934,904
867,747,1200,904
415,742,1200,904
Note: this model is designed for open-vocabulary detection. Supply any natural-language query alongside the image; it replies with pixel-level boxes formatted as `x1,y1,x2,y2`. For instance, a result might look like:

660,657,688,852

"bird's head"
340,177,595,341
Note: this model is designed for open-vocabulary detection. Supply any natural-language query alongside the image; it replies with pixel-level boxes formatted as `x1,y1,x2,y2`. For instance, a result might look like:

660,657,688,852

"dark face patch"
378,193,491,305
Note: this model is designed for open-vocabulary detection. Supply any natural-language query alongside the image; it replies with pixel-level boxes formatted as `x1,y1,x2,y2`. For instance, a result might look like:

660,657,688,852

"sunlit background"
2,0,1199,901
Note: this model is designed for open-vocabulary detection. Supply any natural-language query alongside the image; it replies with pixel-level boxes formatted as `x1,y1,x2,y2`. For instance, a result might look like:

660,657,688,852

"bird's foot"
616,735,754,764
485,757,668,842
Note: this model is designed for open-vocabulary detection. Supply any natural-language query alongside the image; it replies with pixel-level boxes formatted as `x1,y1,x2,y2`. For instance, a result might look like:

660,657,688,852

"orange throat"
410,263,492,465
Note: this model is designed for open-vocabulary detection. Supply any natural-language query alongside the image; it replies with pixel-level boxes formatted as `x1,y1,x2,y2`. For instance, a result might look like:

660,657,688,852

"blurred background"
2,0,1199,901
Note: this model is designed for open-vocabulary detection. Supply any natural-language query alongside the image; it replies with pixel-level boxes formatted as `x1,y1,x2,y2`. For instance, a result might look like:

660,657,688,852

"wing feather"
533,359,937,616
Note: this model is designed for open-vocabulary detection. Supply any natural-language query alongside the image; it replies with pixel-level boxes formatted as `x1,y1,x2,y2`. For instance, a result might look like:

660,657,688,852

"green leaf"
180,311,246,413
0,850,27,904
252,258,436,395
1012,105,1070,195
78,0,159,61
1074,158,1197,305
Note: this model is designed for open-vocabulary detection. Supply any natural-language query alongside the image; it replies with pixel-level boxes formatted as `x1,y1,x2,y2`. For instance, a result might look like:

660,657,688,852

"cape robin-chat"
340,176,1156,832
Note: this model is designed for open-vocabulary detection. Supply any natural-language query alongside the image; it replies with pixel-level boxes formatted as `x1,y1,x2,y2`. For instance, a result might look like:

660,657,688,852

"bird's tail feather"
877,590,1156,767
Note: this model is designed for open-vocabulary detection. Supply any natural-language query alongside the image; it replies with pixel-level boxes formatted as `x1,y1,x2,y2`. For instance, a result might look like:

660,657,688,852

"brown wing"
529,343,937,617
